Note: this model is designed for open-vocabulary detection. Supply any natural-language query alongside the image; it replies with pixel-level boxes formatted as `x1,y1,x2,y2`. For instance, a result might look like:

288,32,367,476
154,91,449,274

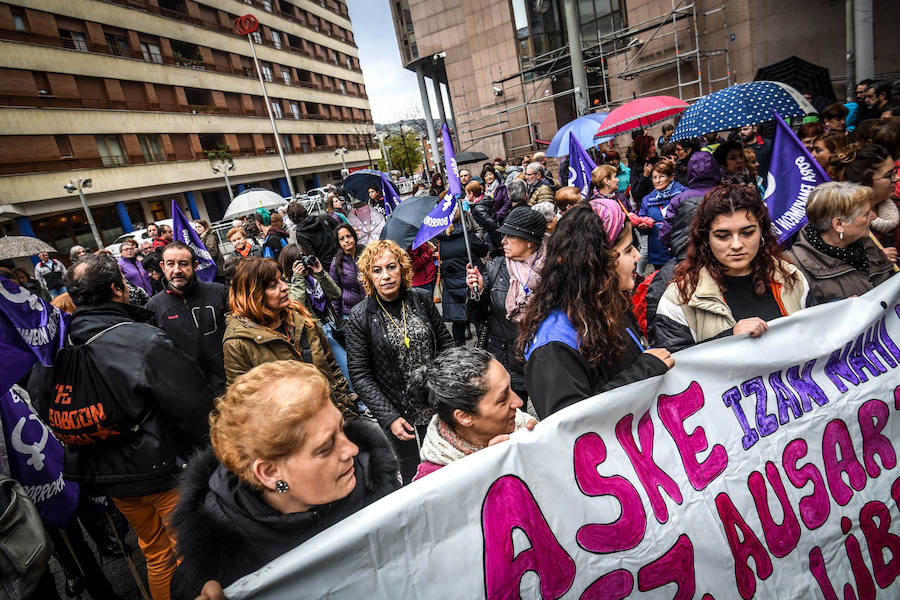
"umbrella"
455,151,489,165
0,236,56,261
379,195,440,249
222,188,285,220
545,113,613,157
594,95,689,137
672,81,817,141
342,169,400,203
755,56,835,113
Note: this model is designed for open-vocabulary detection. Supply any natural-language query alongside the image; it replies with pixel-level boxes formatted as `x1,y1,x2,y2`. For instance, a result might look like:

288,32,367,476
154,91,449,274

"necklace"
510,248,541,296
376,296,410,348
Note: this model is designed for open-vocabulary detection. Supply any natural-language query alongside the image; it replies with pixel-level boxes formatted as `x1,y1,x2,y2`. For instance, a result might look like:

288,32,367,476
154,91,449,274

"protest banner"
413,124,462,249
763,111,830,244
566,134,597,198
380,172,401,217
229,275,900,599
171,200,217,281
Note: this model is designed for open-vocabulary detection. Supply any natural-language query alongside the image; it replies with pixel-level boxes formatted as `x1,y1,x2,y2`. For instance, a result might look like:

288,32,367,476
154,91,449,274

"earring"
839,231,844,240
274,480,289,493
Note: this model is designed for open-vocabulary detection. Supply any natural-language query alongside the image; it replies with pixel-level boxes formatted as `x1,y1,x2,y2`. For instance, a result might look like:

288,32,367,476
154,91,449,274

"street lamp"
334,146,349,178
211,156,236,202
376,132,393,172
63,177,103,250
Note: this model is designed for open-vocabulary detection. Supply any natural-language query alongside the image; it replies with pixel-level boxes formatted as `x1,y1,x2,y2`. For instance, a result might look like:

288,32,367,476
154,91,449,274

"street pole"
563,0,589,115
335,146,349,172
845,0,856,102
212,159,236,201
67,178,103,249
236,15,296,200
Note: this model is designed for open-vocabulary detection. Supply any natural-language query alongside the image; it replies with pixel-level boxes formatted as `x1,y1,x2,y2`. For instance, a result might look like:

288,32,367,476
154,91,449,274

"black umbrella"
379,195,439,248
456,151,489,165
754,56,836,113
342,169,400,203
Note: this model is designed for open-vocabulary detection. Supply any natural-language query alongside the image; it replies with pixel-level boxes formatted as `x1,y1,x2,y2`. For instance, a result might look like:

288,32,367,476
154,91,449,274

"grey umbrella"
0,236,56,261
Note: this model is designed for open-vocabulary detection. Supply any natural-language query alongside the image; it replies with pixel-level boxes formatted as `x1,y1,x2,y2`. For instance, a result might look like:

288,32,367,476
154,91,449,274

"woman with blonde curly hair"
170,360,399,598
346,239,453,483
222,257,357,416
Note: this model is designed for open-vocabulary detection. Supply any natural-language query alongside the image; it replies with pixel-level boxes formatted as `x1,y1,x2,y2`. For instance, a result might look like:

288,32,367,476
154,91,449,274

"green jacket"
222,310,357,417
287,271,341,319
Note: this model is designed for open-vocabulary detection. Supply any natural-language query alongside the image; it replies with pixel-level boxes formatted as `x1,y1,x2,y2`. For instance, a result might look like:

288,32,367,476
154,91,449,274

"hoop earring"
275,480,289,493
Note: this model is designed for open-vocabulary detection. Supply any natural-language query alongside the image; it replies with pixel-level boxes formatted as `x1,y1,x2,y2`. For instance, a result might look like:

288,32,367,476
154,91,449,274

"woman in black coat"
170,360,399,599
436,211,486,346
345,240,453,484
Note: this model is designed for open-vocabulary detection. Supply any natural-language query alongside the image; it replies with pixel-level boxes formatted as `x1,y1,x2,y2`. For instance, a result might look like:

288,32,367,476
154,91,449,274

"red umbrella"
594,95,690,137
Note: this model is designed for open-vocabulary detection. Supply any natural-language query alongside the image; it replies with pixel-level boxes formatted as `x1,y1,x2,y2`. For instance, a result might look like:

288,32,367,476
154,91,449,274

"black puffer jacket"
346,288,453,428
295,215,338,269
471,196,502,254
27,302,214,498
169,419,400,599
436,224,486,322
466,258,524,391
146,278,228,395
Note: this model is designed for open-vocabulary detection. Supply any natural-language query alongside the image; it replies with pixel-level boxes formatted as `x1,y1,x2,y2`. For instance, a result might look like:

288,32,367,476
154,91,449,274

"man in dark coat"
147,242,229,395
288,203,338,269
27,252,214,600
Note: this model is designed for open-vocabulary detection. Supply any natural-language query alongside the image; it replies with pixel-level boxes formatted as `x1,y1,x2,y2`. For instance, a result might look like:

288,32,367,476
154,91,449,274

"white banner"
229,275,900,599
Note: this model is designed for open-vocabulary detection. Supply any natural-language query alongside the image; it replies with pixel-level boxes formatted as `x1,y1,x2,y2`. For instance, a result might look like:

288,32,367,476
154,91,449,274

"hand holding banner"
763,111,831,243
171,200,217,281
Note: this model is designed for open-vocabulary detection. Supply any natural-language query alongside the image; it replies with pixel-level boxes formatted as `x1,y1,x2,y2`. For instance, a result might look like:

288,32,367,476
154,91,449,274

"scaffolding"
453,0,733,156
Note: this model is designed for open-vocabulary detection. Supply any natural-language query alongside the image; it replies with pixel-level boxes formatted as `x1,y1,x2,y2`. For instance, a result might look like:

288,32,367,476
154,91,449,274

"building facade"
0,0,378,259
392,0,897,161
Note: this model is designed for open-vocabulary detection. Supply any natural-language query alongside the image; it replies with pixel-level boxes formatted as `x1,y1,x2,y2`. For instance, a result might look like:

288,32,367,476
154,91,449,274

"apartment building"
0,0,378,258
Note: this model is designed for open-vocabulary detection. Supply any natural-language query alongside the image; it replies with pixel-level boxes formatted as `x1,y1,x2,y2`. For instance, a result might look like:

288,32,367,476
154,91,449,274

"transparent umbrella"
0,236,56,261
222,188,286,220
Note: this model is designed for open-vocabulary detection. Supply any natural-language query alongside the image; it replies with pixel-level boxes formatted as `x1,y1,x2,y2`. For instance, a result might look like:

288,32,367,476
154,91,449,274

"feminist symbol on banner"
233,14,259,35
11,413,48,471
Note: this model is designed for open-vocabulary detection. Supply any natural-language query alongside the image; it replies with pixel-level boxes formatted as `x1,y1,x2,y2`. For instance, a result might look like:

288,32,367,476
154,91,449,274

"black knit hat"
497,206,545,245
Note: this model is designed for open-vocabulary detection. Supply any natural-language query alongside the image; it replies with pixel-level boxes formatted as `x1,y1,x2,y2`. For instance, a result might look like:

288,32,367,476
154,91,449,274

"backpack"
40,262,63,291
36,322,147,448
262,235,288,259
0,476,52,600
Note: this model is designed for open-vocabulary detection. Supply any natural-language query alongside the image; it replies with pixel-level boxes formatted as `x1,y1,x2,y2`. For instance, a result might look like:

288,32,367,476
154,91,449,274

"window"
95,135,128,167
281,69,291,85
271,29,282,49
60,31,88,52
261,0,273,13
244,66,256,78
289,101,301,119
12,10,27,32
55,135,74,158
138,134,165,163
261,64,274,82
104,33,129,57
346,56,353,69
251,31,263,44
331,50,339,65
271,101,283,118
140,42,162,64
281,135,294,152
338,80,345,94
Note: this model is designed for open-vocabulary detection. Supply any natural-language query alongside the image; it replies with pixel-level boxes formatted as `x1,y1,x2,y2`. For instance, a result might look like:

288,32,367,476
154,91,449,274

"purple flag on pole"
380,172,402,217
412,124,460,249
565,134,597,197
763,112,831,243
172,200,217,281
0,275,79,528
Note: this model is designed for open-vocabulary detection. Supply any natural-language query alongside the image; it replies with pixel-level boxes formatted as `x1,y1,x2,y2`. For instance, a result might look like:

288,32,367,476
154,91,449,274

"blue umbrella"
545,113,613,157
672,81,816,141
341,169,400,203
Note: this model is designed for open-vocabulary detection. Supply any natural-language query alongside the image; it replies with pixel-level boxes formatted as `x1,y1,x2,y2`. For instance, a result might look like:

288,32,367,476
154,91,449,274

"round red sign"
233,14,259,36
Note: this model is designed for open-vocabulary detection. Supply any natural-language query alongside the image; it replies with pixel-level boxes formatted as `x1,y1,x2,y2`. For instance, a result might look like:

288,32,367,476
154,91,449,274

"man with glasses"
118,238,153,295
525,162,556,205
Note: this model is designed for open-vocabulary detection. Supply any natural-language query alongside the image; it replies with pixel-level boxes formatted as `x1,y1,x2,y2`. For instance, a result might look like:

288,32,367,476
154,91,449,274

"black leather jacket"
28,302,214,497
345,288,453,428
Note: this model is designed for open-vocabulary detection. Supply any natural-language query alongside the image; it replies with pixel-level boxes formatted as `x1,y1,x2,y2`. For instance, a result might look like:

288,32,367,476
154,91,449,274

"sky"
346,0,444,124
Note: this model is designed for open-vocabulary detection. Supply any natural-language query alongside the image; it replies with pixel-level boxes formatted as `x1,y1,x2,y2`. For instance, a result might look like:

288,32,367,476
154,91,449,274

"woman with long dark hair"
518,202,674,418
328,223,366,317
429,172,446,197
653,184,810,352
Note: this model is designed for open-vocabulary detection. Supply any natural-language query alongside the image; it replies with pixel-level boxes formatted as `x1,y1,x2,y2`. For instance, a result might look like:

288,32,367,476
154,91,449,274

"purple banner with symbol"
565,134,597,197
412,124,460,249
0,275,78,528
381,172,402,217
172,200,217,281
763,111,831,243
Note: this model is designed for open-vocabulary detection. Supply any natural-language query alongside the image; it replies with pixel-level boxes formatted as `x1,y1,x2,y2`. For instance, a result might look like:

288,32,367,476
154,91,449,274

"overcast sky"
346,0,444,123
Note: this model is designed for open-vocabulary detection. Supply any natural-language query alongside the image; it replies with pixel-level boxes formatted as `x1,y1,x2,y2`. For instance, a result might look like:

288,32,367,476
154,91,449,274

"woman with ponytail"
406,347,536,480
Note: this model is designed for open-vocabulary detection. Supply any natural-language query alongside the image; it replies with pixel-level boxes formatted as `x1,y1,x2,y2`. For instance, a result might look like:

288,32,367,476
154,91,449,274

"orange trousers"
113,488,180,600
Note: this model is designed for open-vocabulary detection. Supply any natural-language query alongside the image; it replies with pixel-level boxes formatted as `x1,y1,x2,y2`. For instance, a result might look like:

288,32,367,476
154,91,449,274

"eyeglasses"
874,169,899,183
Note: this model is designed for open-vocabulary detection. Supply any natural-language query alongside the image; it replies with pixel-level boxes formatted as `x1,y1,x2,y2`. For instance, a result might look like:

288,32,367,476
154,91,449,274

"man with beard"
739,124,771,180
147,241,228,394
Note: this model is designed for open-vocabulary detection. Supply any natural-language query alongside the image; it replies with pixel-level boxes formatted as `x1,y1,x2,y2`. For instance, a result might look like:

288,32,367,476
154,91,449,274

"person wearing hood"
639,159,685,269
169,360,399,599
147,242,229,395
287,203,338,269
257,210,289,260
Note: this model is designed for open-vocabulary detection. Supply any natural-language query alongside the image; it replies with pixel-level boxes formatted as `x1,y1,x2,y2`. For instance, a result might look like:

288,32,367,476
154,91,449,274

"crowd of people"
1,77,899,600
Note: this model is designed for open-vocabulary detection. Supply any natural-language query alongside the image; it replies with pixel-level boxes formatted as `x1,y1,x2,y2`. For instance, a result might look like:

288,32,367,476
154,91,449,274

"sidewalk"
50,528,148,600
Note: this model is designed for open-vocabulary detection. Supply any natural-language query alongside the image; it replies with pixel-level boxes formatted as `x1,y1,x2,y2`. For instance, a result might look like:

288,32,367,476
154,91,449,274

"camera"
301,255,318,269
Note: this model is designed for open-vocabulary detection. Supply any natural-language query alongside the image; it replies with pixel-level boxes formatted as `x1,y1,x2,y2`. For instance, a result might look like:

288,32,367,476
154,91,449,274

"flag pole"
457,195,479,299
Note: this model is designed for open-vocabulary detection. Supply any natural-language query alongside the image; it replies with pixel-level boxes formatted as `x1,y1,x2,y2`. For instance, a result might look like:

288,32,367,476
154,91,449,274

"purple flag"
564,134,597,197
412,124,460,249
172,200,217,281
763,112,831,243
380,172,402,217
0,275,79,528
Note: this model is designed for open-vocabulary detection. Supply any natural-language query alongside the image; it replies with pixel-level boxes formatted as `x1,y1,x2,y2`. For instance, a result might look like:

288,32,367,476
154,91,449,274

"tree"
348,122,376,167
380,132,422,175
